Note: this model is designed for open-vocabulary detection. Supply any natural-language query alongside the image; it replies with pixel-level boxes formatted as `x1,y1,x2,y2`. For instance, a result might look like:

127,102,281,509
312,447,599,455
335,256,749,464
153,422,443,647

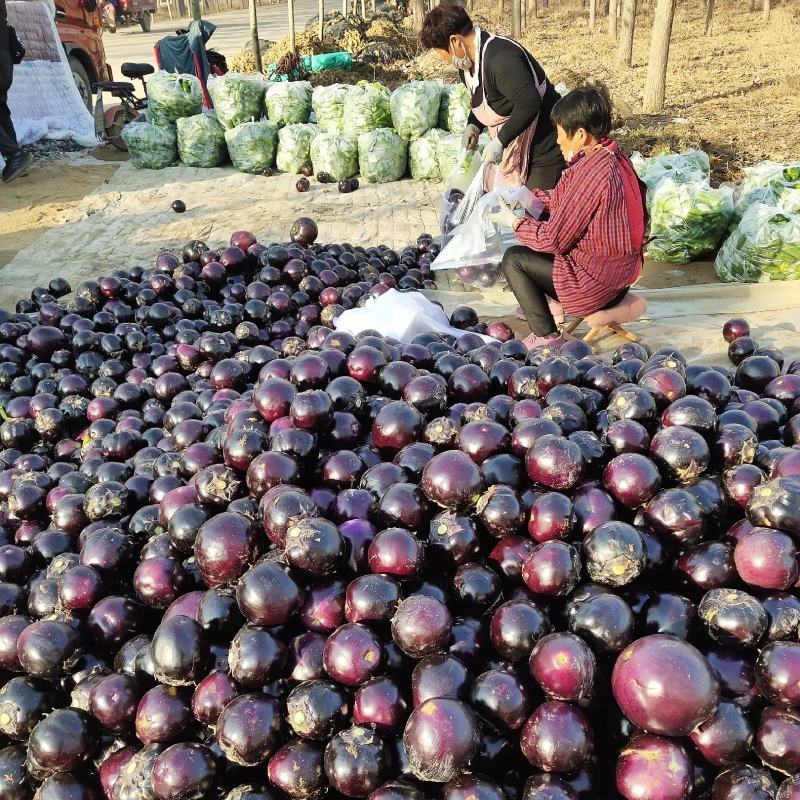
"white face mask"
450,39,473,72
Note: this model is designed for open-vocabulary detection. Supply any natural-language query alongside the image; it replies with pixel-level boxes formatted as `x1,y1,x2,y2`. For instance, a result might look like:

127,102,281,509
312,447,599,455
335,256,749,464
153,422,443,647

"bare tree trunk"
249,0,262,72
342,0,347,15
762,0,770,20
749,0,755,11
318,0,324,42
642,0,676,112
359,0,365,15
529,0,537,18
412,0,425,31
512,0,521,36
617,0,637,64
608,0,618,40
589,0,596,28
704,0,714,33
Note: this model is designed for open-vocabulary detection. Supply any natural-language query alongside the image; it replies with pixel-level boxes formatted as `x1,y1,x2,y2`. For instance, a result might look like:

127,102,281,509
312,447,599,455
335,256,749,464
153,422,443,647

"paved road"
101,0,341,79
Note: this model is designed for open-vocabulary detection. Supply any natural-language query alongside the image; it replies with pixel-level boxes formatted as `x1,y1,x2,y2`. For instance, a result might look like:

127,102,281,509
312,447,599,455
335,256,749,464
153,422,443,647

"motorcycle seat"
121,63,155,79
96,80,136,94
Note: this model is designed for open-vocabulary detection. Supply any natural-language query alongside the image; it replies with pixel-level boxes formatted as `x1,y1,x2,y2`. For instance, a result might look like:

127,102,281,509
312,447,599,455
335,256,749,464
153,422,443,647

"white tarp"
3,0,98,166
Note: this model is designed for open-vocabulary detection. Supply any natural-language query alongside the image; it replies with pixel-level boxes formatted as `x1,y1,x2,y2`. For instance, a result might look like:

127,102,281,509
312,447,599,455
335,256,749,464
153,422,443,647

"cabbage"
646,179,734,263
715,203,800,283
207,73,270,129
409,128,445,180
276,123,319,173
343,83,392,138
176,114,227,167
390,81,441,141
310,133,358,181
438,83,471,134
121,120,177,170
358,129,407,183
631,150,710,202
437,133,480,190
225,120,279,174
265,81,312,127
147,71,203,127
312,84,351,133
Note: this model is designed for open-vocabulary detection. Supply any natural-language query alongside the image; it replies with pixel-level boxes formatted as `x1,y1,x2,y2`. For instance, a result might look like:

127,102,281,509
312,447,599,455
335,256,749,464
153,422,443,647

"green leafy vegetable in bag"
409,128,445,181
207,73,270,129
265,81,312,127
715,203,800,283
312,84,351,133
121,120,177,170
147,71,203,127
390,81,441,141
358,129,407,183
343,82,392,138
438,84,471,134
437,133,480,189
276,123,319,173
225,120,279,174
176,114,227,167
310,133,359,181
646,179,734,263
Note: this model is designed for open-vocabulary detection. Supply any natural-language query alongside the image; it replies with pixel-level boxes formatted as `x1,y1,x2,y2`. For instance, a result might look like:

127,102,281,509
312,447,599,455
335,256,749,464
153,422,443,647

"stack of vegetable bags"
646,179,734,263
207,73,271,129
146,71,203,128
358,129,408,183
310,133,359,181
715,196,800,282
121,120,177,170
225,120,278,174
343,83,392,139
265,81,313,126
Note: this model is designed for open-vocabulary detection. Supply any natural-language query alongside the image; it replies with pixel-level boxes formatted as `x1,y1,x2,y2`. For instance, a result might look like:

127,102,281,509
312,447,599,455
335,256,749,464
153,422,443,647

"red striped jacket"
514,140,647,317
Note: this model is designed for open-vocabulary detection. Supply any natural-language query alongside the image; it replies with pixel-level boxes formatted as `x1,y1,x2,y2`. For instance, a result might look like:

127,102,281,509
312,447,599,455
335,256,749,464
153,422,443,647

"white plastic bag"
334,289,497,343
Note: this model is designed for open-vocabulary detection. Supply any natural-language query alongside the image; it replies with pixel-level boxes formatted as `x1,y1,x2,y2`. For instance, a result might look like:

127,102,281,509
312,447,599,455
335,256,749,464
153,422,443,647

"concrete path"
102,0,341,80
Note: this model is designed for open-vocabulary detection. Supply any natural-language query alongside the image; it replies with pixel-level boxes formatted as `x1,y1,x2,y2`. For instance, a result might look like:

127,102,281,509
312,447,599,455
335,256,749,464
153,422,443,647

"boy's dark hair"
550,84,613,139
420,5,474,51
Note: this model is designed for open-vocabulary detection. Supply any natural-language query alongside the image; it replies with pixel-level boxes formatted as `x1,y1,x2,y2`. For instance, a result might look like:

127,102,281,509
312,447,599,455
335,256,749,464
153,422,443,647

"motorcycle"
100,0,156,33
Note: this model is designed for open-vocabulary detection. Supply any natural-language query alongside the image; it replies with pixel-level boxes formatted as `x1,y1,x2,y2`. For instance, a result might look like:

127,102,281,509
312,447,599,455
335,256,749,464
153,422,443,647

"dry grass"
500,0,800,181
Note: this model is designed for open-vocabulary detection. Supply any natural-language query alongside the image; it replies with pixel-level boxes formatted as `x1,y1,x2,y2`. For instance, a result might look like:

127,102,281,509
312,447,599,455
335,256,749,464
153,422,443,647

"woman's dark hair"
550,84,613,139
420,5,474,50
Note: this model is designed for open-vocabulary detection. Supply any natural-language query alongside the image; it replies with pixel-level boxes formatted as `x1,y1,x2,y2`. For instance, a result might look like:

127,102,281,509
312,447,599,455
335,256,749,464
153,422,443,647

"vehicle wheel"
140,10,151,32
106,109,139,151
68,56,94,110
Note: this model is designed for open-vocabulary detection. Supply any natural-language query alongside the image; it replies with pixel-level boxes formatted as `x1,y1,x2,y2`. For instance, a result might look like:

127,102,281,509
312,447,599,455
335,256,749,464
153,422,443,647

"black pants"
502,245,629,335
0,23,20,160
526,157,565,191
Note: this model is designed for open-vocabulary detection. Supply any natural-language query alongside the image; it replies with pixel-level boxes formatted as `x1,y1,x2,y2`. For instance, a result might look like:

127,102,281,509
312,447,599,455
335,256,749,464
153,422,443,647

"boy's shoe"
2,151,33,184
521,332,565,351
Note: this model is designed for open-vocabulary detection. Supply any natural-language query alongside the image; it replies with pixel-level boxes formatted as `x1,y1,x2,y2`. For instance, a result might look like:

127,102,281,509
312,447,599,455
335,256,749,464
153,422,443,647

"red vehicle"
100,0,156,33
54,0,113,108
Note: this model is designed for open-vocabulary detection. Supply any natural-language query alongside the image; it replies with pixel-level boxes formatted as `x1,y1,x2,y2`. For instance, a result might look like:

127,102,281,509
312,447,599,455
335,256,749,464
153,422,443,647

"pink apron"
471,32,546,192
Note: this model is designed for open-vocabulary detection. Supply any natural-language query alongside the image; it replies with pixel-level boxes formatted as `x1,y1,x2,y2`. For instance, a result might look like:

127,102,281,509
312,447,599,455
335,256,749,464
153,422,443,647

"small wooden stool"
562,292,647,344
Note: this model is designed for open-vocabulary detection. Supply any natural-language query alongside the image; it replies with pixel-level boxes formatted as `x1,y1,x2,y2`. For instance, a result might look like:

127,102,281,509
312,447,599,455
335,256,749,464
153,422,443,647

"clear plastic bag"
646,178,734,263
389,81,441,141
312,84,351,133
265,81,312,127
176,113,227,167
343,82,392,138
631,150,710,201
437,133,481,190
438,83,471,135
121,120,177,169
207,73,270,129
737,160,800,195
224,120,278,174
310,132,359,181
146,71,203,127
715,203,800,283
276,123,319,173
358,129,407,183
409,128,444,181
